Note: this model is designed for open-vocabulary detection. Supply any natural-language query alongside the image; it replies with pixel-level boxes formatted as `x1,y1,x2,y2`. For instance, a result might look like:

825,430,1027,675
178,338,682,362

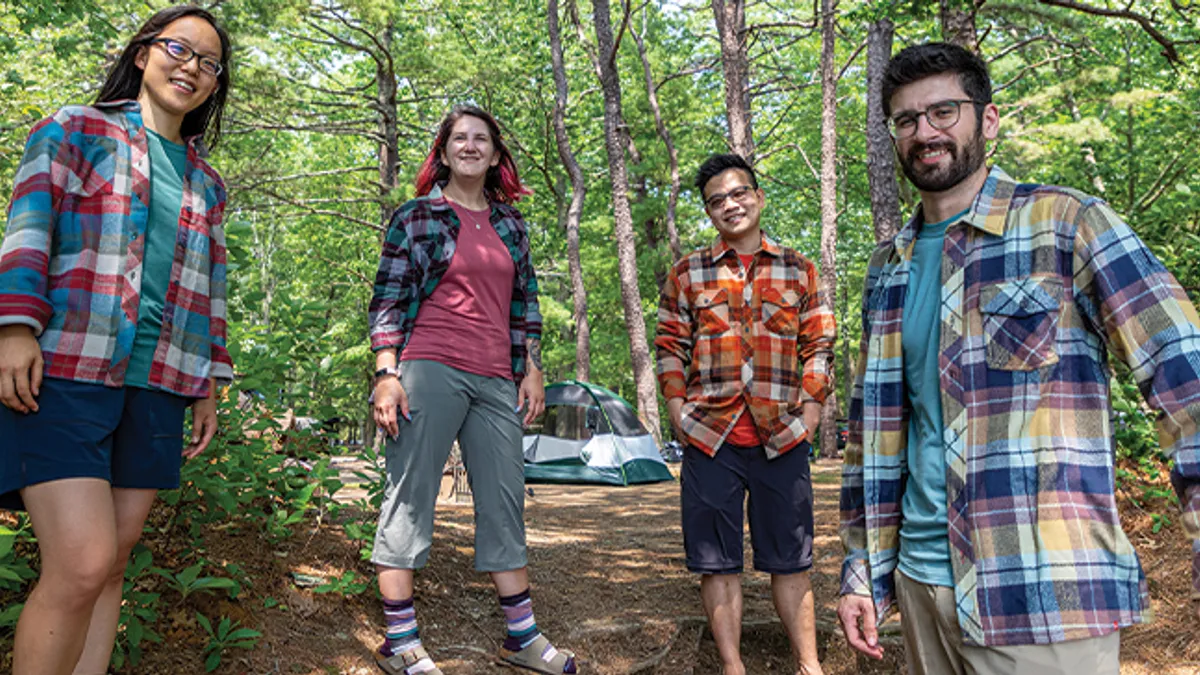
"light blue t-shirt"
125,129,186,388
897,208,968,587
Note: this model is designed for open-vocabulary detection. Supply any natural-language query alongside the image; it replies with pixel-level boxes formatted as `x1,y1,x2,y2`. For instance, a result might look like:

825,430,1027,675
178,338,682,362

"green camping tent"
523,381,674,485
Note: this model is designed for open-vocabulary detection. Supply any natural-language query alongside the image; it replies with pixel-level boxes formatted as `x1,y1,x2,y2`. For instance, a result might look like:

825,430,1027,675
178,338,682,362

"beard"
900,128,987,193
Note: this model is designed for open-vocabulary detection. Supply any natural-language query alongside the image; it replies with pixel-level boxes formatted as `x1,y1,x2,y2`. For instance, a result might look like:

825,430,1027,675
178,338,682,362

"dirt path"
128,458,1197,674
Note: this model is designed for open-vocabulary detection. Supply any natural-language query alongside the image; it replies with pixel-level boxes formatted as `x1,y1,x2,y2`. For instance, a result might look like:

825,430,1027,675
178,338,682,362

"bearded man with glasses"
655,154,836,675
837,42,1200,675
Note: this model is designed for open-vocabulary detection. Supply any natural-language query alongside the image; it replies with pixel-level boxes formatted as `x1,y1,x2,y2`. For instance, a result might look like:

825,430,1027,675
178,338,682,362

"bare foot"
798,661,825,675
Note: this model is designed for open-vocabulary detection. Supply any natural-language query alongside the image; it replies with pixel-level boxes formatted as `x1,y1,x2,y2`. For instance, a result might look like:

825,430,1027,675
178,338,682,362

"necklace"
444,187,489,229
451,201,489,228
457,204,489,230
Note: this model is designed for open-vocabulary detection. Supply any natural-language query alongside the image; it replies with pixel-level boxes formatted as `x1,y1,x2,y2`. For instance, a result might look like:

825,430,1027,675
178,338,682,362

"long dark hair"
95,5,232,150
414,105,530,204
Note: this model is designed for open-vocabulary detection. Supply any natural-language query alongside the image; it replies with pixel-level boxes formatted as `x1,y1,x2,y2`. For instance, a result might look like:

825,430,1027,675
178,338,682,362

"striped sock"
381,597,437,674
499,586,578,667
499,588,541,651
499,588,577,673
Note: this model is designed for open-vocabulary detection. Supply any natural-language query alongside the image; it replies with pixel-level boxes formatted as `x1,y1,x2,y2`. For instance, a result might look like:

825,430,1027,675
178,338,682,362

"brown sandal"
498,634,578,674
375,644,444,675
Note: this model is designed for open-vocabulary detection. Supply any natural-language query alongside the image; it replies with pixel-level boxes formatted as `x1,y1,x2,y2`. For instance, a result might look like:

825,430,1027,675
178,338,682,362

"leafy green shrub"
196,612,261,672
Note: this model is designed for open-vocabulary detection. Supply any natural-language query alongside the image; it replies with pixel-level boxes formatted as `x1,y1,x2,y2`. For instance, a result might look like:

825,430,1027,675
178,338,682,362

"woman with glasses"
0,6,233,673
368,105,577,675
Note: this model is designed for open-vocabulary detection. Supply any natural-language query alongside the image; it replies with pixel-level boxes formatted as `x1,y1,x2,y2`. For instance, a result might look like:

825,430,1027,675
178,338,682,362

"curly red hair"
414,105,531,204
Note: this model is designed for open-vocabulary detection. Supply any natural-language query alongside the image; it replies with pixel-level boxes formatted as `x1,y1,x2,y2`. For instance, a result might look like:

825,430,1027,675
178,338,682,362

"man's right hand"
0,325,43,414
372,376,409,441
836,593,884,660
666,397,685,438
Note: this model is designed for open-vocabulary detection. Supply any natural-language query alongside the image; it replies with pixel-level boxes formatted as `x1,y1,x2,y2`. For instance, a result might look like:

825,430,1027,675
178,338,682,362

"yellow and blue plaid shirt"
840,167,1200,646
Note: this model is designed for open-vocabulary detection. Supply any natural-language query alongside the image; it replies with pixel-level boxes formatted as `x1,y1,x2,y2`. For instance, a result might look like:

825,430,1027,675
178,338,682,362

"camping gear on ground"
523,380,673,485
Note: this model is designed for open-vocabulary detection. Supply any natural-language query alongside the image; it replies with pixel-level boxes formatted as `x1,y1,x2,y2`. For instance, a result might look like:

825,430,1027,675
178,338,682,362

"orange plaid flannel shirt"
655,235,836,458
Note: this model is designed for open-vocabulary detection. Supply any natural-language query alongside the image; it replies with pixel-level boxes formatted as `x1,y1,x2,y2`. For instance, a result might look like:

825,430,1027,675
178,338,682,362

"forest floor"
3,458,1198,674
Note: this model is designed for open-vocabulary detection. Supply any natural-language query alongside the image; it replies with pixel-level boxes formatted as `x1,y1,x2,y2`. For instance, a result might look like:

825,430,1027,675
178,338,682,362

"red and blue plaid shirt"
0,101,232,398
655,234,836,458
840,167,1200,646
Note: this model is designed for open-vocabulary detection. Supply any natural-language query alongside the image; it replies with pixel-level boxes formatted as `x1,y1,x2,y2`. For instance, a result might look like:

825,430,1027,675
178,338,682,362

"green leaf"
0,603,23,628
127,617,144,646
195,611,213,635
205,650,222,672
226,628,262,641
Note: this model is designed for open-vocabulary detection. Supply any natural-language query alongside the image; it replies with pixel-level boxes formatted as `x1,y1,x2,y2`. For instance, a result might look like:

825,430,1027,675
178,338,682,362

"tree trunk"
866,18,902,245
712,0,754,159
592,0,662,443
817,0,839,460
548,0,592,382
366,21,400,453
376,22,398,229
939,0,979,51
633,14,682,263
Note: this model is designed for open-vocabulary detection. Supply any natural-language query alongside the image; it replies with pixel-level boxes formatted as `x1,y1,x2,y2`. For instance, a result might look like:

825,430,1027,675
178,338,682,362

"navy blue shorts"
0,377,192,511
681,441,814,575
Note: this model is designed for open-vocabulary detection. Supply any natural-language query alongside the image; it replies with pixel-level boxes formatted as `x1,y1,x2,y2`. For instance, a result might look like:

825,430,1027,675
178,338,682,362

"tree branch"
1036,0,1182,63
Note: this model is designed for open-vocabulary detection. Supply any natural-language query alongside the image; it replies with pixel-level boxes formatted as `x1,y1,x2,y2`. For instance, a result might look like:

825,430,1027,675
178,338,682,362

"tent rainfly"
523,381,673,485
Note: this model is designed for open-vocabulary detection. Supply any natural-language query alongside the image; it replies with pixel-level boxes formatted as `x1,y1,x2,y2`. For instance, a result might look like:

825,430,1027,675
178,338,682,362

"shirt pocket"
695,288,732,336
65,135,118,198
762,287,801,336
979,276,1062,371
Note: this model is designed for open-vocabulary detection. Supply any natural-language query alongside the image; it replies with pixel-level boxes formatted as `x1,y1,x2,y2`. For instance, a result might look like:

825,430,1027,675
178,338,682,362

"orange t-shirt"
724,251,762,448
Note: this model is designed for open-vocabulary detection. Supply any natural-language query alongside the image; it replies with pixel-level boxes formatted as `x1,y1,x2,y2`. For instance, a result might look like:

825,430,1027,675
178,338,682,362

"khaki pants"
895,570,1119,675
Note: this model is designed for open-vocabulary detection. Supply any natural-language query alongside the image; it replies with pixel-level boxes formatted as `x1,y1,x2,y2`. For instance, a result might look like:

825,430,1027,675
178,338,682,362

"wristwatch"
374,366,401,382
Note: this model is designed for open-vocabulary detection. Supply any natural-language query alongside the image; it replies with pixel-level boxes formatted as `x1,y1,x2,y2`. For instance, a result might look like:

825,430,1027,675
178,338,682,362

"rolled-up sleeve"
369,209,415,353
655,262,691,401
799,261,837,405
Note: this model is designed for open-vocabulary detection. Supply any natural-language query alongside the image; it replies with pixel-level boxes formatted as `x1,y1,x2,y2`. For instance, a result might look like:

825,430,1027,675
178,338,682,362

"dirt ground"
3,459,1198,674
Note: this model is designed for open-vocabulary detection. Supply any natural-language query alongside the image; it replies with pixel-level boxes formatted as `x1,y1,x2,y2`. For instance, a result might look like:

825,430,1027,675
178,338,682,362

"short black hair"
694,153,758,196
881,42,991,118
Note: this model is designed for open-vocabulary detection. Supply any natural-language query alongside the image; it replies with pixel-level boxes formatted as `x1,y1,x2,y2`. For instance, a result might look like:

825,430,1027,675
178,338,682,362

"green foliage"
196,612,262,672
151,562,241,603
313,569,371,595
1,0,1198,668
111,546,163,670
0,521,35,629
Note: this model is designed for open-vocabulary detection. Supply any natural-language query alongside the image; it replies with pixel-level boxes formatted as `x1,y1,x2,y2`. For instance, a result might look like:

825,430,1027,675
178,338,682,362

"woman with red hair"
367,105,576,675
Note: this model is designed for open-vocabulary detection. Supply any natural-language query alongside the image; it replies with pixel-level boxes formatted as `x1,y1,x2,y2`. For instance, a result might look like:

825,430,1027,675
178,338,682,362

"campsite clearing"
88,459,1199,674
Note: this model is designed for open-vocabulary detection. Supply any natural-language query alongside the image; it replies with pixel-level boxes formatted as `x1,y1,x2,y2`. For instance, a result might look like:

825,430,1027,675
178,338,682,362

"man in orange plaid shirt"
655,154,836,675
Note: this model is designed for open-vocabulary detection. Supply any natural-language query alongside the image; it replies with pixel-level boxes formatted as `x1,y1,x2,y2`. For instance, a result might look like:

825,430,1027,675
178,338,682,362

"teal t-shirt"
897,208,968,588
125,129,187,388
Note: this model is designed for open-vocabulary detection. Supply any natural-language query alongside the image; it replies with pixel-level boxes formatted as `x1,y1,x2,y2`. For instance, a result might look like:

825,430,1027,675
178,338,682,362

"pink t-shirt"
401,201,516,378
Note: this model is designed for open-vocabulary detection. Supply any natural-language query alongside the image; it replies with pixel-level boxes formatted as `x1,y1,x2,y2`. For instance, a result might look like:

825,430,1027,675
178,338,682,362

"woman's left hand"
185,382,219,459
517,367,545,427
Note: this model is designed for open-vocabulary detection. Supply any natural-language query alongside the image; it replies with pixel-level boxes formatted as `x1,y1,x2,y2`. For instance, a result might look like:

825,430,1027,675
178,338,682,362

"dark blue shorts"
0,377,192,511
681,441,814,575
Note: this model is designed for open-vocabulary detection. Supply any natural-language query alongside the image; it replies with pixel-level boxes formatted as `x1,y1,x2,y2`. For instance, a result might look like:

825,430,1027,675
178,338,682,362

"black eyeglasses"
888,99,980,139
704,185,756,210
150,38,223,77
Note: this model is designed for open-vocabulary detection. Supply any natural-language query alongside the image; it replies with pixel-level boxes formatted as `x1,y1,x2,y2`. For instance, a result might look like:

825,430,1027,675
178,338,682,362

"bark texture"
866,18,902,245
712,0,754,159
817,0,839,459
632,15,682,264
592,0,662,443
939,0,979,51
548,0,592,382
